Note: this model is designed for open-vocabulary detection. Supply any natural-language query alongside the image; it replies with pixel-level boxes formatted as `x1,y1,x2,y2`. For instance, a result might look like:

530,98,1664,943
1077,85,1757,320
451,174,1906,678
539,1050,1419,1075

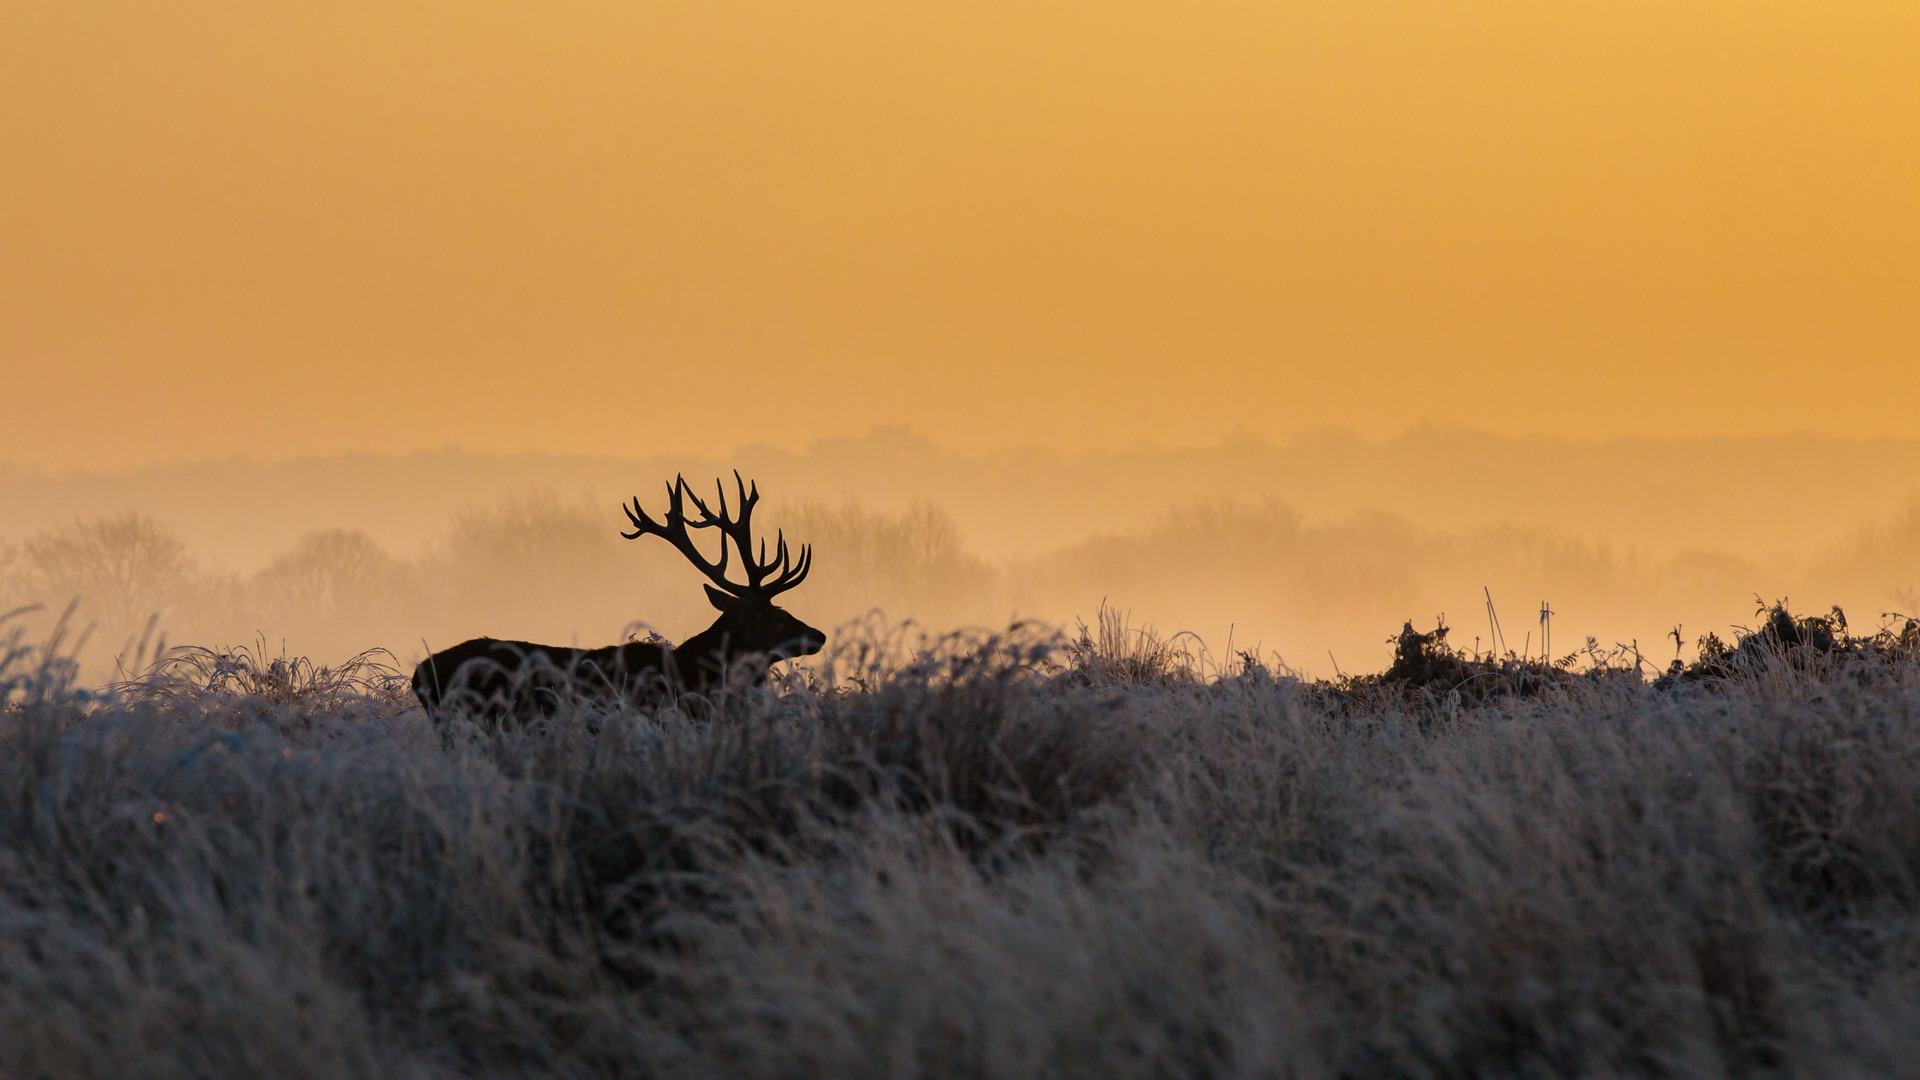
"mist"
4,428,1916,680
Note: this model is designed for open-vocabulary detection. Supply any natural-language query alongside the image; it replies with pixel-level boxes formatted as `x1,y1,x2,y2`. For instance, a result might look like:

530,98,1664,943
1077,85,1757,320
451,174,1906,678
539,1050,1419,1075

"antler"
621,472,812,598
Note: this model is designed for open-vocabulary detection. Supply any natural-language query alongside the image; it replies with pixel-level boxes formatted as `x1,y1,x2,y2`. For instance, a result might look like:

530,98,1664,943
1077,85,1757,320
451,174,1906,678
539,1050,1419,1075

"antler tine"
624,472,810,598
762,541,812,596
746,528,793,588
752,530,808,596
676,474,736,530
671,475,705,522
619,497,655,539
723,471,760,520
621,474,738,592
699,469,774,590
673,475,735,580
665,477,688,525
703,505,731,580
734,470,759,515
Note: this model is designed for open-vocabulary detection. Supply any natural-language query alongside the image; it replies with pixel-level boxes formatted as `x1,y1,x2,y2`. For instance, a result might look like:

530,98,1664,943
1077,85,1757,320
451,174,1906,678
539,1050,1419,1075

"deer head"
621,473,825,670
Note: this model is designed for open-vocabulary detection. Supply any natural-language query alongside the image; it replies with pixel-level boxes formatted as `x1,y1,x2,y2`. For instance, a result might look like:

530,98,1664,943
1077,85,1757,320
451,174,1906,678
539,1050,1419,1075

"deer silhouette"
412,473,824,722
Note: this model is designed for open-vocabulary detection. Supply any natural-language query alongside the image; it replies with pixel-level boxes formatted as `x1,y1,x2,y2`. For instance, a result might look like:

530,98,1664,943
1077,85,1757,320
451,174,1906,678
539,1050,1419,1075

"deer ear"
704,584,741,612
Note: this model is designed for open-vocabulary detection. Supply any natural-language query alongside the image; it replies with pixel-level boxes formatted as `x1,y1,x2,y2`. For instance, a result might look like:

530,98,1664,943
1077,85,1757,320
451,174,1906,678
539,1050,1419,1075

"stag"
412,473,824,722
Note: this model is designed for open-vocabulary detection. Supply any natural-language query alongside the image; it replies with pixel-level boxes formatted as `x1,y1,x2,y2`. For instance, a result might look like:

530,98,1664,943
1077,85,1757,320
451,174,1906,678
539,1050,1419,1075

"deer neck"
672,618,740,689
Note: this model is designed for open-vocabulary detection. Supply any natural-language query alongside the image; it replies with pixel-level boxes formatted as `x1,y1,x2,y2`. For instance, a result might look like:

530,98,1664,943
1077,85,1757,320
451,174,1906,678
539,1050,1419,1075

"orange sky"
4,1,1917,471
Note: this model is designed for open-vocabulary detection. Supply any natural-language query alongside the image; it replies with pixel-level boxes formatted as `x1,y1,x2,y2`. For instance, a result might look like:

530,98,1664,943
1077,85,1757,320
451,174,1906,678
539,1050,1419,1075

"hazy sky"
5,1,1916,471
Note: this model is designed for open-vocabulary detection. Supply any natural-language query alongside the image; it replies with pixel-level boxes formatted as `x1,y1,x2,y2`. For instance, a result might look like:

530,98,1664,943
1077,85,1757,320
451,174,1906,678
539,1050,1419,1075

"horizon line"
7,424,1916,479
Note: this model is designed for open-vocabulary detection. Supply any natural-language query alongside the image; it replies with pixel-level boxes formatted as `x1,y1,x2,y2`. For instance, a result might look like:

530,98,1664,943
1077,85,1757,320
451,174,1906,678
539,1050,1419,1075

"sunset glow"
5,1,1917,469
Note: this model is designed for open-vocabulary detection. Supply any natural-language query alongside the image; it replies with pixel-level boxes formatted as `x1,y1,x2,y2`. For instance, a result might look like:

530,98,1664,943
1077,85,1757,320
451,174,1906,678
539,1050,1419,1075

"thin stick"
1484,587,1507,656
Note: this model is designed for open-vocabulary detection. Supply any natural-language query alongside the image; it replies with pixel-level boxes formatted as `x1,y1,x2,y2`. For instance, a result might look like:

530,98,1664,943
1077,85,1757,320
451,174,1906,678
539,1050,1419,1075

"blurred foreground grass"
2,607,1918,1079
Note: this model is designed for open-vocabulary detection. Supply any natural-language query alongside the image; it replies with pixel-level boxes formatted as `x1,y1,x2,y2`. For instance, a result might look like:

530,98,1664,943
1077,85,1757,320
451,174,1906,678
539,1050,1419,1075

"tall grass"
3,608,1918,1078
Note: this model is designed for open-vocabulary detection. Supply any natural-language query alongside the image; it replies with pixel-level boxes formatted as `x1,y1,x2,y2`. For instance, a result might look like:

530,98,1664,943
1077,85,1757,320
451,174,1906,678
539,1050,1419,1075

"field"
3,605,1918,1079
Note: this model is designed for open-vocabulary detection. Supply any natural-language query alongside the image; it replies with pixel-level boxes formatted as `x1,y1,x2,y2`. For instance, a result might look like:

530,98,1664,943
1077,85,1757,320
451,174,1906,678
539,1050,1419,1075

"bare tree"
251,530,407,623
12,514,205,628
